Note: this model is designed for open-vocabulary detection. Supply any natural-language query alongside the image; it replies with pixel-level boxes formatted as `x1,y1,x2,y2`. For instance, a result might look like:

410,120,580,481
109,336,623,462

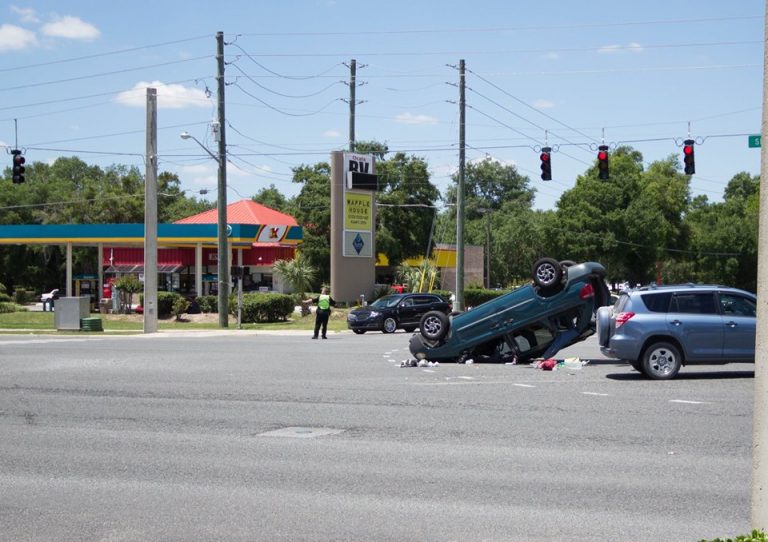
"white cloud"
323,129,341,138
0,24,37,51
544,52,559,60
533,99,555,109
395,112,438,125
10,6,39,23
627,42,643,53
115,81,210,109
41,15,100,40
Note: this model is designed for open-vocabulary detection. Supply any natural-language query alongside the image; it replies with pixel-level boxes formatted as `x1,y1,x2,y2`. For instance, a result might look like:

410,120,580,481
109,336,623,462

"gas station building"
0,199,302,304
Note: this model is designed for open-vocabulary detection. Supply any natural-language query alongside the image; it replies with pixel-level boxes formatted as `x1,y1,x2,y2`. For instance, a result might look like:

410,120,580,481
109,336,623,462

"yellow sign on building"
345,192,372,230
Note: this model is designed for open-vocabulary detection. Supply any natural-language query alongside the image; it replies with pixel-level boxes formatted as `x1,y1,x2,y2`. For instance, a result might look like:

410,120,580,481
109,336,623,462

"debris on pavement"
535,357,589,371
400,359,439,368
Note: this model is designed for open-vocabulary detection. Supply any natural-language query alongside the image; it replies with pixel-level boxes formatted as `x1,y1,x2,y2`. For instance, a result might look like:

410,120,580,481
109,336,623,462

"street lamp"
180,131,229,327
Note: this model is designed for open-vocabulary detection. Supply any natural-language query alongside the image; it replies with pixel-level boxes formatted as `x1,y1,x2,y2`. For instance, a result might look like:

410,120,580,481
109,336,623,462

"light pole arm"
180,132,220,164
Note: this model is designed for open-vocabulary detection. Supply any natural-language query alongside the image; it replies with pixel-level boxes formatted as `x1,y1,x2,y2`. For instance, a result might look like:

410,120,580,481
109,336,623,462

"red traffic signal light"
11,149,25,184
597,145,609,180
683,139,695,175
540,146,552,181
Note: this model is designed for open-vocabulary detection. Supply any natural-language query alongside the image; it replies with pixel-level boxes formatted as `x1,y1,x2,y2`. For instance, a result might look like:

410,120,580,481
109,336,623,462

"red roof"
174,199,298,226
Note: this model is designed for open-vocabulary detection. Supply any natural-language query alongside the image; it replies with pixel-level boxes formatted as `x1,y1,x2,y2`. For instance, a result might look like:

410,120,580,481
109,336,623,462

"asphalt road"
0,331,753,541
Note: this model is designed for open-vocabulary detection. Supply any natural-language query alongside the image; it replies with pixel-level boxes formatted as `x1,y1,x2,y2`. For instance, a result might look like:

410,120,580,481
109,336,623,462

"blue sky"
0,1,763,213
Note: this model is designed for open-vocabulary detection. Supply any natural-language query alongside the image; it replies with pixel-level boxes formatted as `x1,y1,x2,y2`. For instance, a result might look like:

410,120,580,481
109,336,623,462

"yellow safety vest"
318,294,331,310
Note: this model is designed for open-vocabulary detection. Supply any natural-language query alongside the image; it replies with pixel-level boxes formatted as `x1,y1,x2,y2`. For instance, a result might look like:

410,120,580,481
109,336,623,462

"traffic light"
683,139,695,175
540,146,552,181
597,145,609,180
11,149,25,184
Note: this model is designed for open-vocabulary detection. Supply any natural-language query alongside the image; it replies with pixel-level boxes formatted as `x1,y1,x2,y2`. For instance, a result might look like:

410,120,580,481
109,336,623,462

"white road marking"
669,399,708,405
513,383,536,388
582,392,610,397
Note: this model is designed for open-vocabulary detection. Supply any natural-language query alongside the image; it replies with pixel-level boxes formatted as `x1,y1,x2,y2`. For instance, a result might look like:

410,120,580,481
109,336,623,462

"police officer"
312,286,336,339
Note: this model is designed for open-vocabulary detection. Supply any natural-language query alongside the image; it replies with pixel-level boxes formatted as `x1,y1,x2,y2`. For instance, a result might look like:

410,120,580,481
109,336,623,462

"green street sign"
749,135,761,148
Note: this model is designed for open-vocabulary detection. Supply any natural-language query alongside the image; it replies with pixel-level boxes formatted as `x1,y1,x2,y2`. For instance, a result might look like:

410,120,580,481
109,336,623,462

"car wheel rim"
536,263,557,285
422,316,442,336
384,319,396,333
648,348,676,376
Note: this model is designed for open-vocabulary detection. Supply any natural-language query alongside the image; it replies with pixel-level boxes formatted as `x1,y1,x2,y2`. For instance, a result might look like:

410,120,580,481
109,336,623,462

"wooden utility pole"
143,87,158,333
455,59,466,311
752,1,768,528
216,31,229,327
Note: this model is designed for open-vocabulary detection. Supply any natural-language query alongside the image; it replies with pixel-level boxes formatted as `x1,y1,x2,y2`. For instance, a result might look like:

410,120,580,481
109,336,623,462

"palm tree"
272,255,316,299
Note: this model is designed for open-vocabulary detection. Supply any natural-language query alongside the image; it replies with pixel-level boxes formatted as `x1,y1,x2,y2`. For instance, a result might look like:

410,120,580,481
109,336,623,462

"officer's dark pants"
313,309,330,338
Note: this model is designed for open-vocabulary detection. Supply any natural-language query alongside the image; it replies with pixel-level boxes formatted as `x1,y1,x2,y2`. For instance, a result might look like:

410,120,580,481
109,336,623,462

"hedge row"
232,292,295,323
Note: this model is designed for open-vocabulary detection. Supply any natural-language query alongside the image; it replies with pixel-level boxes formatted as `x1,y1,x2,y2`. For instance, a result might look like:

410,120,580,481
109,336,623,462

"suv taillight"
579,283,594,299
615,312,635,328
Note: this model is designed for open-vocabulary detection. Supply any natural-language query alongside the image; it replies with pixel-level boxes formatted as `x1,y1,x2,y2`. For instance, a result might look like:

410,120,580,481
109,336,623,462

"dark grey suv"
598,284,756,379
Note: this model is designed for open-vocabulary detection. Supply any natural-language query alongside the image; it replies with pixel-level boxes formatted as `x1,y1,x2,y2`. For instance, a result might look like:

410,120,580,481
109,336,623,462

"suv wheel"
382,317,398,334
532,257,563,291
642,342,682,380
420,311,450,342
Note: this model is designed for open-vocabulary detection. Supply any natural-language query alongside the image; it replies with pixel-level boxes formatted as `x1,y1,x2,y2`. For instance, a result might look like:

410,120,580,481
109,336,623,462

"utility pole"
455,59,466,311
752,1,768,529
143,88,158,333
349,58,356,152
216,31,229,328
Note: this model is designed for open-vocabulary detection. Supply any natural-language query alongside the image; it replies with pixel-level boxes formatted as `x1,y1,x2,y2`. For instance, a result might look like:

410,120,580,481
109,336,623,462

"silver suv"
598,284,756,379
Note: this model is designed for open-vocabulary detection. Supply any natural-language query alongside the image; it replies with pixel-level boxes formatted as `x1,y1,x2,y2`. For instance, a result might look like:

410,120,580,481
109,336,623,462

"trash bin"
54,296,91,331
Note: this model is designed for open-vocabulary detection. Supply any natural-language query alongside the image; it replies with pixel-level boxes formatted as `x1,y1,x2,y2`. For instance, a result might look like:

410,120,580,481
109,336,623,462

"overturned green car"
409,258,611,363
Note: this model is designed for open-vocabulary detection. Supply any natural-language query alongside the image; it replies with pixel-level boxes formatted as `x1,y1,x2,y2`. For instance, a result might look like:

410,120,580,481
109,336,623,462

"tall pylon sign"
330,151,378,303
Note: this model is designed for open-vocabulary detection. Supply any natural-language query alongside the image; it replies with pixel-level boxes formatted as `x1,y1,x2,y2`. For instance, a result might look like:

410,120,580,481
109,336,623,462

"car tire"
532,257,563,291
559,260,577,268
596,306,612,347
382,317,398,334
629,361,645,374
353,329,366,335
642,342,682,380
419,311,450,342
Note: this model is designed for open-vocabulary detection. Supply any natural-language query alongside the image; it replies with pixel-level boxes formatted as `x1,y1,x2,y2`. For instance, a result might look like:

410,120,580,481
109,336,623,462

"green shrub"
0,292,11,303
237,292,295,323
699,529,768,542
13,289,32,305
463,287,510,308
197,295,218,313
0,302,16,313
157,292,181,318
172,296,190,321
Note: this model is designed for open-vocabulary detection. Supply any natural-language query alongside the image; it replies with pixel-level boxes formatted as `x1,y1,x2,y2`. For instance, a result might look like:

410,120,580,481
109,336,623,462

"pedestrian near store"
312,286,336,339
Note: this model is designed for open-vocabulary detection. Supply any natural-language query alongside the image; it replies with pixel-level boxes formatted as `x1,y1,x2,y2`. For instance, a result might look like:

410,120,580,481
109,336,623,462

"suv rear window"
640,292,672,312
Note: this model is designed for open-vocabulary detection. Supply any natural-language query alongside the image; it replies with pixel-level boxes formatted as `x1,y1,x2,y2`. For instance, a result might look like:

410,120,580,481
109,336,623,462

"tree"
290,162,332,287
252,184,289,213
272,256,316,298
375,152,440,266
113,275,142,314
441,157,537,286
